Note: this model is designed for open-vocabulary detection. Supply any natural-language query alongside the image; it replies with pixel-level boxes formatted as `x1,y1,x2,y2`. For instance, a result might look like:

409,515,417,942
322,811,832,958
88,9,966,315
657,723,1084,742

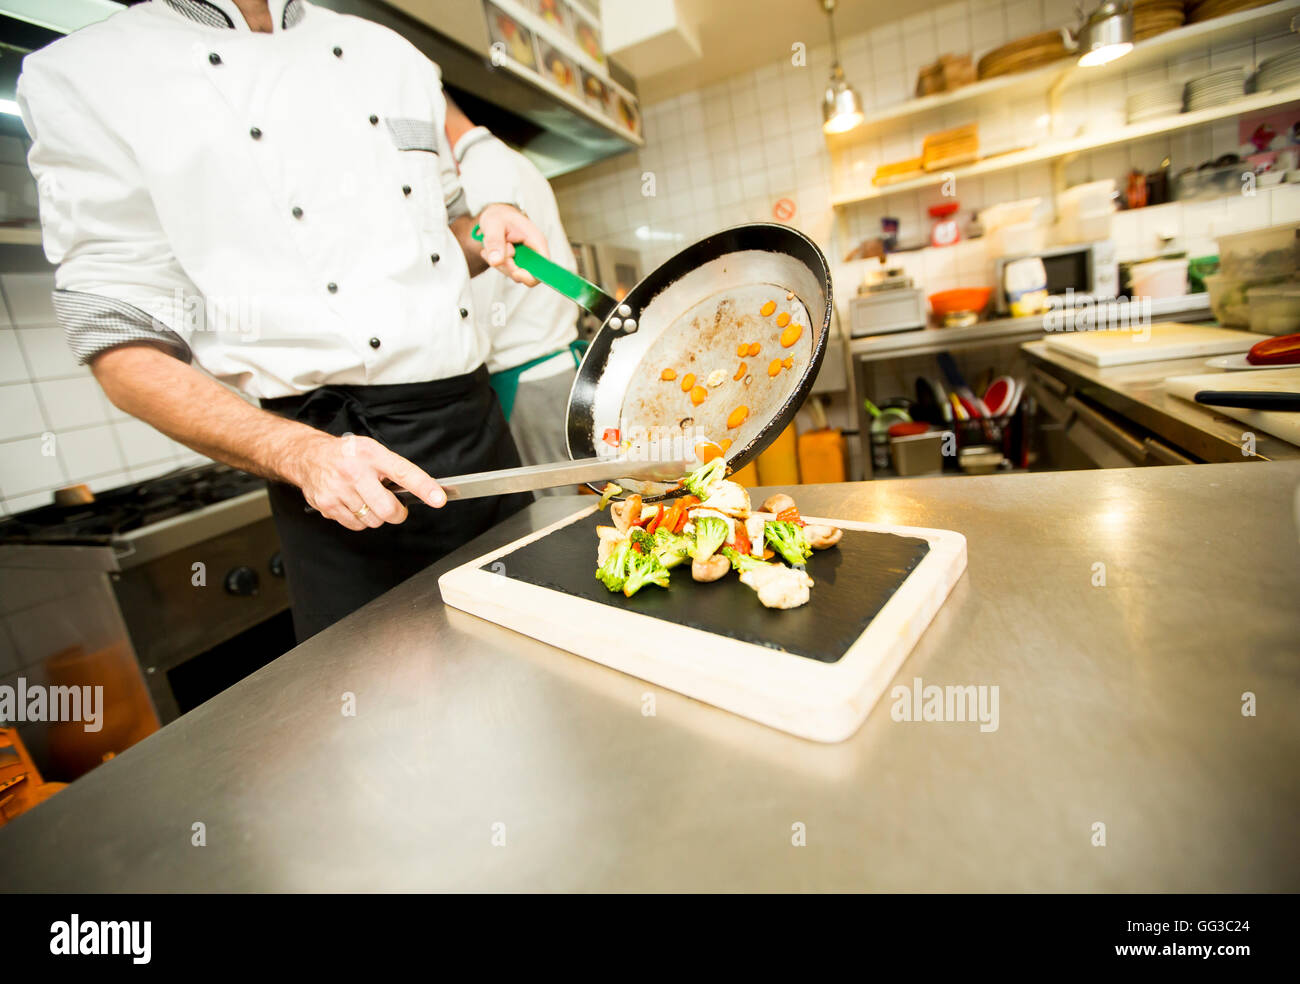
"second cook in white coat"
445,100,581,475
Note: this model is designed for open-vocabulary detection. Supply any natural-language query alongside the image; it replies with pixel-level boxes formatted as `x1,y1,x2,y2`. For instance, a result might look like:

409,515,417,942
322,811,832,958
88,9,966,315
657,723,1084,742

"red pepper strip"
602,427,620,447
732,523,751,556
776,506,806,527
645,504,665,535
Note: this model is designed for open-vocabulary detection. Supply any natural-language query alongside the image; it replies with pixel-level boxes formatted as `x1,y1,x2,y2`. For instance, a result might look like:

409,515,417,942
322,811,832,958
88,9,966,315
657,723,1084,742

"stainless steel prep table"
2,463,1298,892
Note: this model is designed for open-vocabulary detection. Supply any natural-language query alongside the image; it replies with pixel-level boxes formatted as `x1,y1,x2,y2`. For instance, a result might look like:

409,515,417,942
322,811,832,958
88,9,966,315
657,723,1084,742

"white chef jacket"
453,127,578,380
18,0,489,399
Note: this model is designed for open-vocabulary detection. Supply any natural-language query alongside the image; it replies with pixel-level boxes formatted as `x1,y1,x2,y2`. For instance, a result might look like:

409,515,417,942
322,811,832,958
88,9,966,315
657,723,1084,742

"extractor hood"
316,0,643,178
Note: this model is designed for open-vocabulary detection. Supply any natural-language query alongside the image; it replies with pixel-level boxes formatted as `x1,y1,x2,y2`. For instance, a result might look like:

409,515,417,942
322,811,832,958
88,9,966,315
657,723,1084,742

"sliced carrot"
726,405,750,429
776,312,791,328
782,356,793,369
690,385,708,406
696,441,723,463
748,342,761,356
733,361,747,381
762,548,775,560
736,343,748,357
660,367,677,381
760,300,776,317
780,323,803,348
720,438,733,452
680,373,695,392
767,358,782,377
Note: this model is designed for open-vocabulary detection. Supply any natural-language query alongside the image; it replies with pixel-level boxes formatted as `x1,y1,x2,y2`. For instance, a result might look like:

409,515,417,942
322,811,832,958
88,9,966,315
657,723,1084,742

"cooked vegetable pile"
594,460,843,609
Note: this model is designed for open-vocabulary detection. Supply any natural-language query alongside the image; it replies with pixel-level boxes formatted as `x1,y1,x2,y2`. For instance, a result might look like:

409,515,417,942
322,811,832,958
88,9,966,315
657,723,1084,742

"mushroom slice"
610,493,642,533
691,554,730,582
805,524,843,549
761,492,796,515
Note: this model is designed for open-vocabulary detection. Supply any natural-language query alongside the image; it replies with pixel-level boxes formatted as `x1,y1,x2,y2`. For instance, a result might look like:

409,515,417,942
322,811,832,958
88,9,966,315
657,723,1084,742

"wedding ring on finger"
353,503,371,519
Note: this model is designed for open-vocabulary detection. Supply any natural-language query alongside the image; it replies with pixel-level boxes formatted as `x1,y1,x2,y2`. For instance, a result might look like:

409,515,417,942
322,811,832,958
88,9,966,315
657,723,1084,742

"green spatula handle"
471,224,617,321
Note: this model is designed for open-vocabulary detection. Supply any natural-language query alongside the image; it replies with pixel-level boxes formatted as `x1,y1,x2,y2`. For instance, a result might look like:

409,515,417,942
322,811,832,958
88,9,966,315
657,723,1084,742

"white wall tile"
37,375,111,432
54,424,126,481
0,328,27,384
0,273,56,326
16,326,79,379
0,435,67,497
0,382,45,441
112,418,174,466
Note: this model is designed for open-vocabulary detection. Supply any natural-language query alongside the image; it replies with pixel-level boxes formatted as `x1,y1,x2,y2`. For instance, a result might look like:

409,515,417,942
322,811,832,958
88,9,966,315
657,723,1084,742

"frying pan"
481,223,832,501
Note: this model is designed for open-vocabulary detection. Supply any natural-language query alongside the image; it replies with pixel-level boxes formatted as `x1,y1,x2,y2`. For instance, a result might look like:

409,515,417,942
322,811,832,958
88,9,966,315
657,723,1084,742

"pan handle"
471,225,617,322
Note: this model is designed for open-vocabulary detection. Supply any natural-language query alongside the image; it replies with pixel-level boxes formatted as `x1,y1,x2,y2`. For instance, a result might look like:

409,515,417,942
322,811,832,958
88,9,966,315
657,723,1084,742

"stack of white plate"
1127,81,1184,123
1257,50,1300,93
1185,68,1245,111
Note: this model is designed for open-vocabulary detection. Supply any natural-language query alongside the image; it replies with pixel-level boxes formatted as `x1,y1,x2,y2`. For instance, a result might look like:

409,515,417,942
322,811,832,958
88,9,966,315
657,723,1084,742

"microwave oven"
993,240,1118,314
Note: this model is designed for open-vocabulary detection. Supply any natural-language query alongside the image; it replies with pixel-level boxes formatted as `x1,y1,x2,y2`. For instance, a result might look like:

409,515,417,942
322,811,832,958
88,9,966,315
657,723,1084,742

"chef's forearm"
90,343,329,487
450,215,489,276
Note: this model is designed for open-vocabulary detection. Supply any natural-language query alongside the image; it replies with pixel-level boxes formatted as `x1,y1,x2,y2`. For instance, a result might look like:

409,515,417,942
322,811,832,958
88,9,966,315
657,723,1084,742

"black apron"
262,366,532,641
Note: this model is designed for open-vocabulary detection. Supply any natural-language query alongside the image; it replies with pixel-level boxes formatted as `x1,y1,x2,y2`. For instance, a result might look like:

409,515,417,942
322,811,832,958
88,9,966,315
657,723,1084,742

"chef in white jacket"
444,98,580,476
18,0,548,639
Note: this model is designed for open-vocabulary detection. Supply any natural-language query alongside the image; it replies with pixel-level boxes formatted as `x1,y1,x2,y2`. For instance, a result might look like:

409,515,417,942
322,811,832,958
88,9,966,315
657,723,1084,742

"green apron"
488,338,588,420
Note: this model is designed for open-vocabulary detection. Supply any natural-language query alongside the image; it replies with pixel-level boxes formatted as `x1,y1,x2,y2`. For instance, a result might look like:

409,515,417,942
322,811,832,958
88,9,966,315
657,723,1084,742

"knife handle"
1194,390,1300,412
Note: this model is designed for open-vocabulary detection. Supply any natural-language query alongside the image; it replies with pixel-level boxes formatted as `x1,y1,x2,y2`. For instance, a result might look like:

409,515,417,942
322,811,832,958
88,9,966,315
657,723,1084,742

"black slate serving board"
483,510,930,664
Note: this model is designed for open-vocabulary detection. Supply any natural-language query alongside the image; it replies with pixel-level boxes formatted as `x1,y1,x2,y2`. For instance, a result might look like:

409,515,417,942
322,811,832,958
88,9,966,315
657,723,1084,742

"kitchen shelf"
826,0,1300,144
831,85,1300,207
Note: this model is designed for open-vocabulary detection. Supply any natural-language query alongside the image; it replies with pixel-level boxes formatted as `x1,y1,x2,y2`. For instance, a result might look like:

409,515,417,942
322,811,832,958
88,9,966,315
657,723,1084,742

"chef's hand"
476,203,547,287
291,433,446,531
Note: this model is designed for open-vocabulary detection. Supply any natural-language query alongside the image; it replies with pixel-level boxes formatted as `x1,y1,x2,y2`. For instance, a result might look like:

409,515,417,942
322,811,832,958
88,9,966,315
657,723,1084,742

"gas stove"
0,464,266,548
0,463,290,730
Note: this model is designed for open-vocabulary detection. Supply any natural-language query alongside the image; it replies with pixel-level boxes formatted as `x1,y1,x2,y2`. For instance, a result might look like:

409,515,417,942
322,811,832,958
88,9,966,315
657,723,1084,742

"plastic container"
1206,273,1251,328
1058,180,1115,215
1057,180,1116,244
1247,284,1300,336
1217,223,1300,281
987,221,1047,257
1130,257,1189,299
889,430,945,476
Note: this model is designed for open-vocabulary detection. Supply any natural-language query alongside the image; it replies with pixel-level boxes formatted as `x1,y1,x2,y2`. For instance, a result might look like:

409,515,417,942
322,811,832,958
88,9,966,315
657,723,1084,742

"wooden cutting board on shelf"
438,506,967,743
1164,367,1300,446
1044,322,1271,366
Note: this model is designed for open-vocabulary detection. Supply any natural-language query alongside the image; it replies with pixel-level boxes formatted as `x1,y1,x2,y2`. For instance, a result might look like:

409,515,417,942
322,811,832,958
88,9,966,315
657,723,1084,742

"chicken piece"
745,514,767,558
739,564,813,609
597,535,625,566
805,524,843,549
691,554,730,582
761,492,796,515
697,480,751,518
610,493,642,533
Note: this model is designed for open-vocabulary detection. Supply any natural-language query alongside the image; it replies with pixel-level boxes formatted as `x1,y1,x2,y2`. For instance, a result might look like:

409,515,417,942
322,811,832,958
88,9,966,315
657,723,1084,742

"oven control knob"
269,552,285,578
224,566,260,596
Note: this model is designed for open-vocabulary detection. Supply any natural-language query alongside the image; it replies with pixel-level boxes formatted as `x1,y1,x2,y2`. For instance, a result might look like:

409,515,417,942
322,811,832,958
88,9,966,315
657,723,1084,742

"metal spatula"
390,456,695,503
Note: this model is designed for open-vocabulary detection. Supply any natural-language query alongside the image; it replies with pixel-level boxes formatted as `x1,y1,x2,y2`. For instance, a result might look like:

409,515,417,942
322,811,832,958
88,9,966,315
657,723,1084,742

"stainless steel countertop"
1023,340,1300,463
2,463,1298,892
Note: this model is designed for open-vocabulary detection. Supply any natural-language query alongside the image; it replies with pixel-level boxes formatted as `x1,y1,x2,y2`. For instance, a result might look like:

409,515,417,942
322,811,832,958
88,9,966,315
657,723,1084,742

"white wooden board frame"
438,506,967,742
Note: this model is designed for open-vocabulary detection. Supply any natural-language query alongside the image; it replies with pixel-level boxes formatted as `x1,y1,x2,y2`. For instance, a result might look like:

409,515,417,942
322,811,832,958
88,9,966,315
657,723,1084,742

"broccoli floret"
690,516,729,562
681,457,726,498
765,521,812,566
622,550,671,597
595,540,631,592
722,546,772,574
652,529,691,569
628,526,655,553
